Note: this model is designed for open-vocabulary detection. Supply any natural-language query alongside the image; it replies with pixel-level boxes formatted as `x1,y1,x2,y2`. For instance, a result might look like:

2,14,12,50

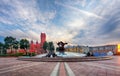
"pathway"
0,56,120,76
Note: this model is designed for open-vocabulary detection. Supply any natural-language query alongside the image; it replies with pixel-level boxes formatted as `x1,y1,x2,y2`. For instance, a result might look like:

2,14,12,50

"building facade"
89,45,117,55
65,45,89,54
29,33,46,54
65,44,120,55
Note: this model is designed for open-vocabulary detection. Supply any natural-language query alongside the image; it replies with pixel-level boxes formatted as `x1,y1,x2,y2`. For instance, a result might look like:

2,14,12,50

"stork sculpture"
57,41,68,55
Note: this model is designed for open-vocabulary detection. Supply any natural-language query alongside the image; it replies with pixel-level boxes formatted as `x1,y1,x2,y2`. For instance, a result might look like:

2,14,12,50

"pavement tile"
1,56,120,76
59,62,66,76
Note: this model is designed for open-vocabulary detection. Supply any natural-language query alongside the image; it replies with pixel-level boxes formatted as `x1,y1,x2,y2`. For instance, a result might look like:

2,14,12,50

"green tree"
20,39,29,49
46,41,57,57
20,39,29,55
4,36,16,53
0,42,4,54
48,42,55,52
56,47,59,52
43,41,48,51
13,40,19,53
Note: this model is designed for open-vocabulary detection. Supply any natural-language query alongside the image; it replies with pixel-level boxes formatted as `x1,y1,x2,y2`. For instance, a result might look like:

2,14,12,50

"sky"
0,0,120,46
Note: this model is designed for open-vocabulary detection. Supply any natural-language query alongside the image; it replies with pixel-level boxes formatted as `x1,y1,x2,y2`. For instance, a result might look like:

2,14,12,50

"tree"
48,42,55,52
43,41,48,51
0,42,4,54
46,41,56,57
56,47,59,52
20,39,29,49
13,40,19,53
4,36,16,53
20,39,29,55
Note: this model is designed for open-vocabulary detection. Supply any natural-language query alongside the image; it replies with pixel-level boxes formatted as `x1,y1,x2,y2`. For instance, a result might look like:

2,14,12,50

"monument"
45,41,68,57
46,42,57,57
57,41,68,55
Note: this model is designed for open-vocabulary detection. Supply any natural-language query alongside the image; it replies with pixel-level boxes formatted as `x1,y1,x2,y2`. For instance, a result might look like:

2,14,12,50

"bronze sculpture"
57,41,68,55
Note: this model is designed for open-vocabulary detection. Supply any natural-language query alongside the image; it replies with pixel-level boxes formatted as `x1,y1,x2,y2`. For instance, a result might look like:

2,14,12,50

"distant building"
89,45,117,55
29,33,46,54
65,45,89,54
41,33,46,46
65,44,120,55
6,33,46,54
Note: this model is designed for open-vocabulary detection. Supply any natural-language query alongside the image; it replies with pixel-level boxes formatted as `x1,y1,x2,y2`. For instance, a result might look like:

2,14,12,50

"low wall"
18,56,112,62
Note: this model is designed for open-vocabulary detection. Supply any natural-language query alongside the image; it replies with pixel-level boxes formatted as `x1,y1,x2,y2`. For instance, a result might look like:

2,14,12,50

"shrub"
0,52,36,57
0,54,8,57
27,52,36,56
31,52,36,56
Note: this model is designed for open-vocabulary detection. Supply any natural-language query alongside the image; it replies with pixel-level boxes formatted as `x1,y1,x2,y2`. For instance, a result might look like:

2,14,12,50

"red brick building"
29,33,46,54
7,33,46,54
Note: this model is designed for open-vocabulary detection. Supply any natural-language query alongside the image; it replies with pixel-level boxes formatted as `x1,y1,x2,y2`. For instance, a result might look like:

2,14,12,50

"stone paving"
0,56,120,76
0,58,57,76
59,62,66,76
68,56,120,76
0,58,30,69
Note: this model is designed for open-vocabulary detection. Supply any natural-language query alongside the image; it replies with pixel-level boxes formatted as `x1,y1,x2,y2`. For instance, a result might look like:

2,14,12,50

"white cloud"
0,17,13,25
27,30,39,40
0,0,56,40
65,18,86,30
55,1,104,19
0,0,120,46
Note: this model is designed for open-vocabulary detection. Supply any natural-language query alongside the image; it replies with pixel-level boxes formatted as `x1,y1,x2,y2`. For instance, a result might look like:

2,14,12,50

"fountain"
18,41,112,62
35,41,86,58
56,41,86,57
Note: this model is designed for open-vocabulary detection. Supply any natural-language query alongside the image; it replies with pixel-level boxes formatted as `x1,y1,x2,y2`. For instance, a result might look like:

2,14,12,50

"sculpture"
57,41,67,55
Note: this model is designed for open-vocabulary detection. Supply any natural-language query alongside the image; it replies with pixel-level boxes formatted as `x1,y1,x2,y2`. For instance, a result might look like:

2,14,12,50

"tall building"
41,33,46,46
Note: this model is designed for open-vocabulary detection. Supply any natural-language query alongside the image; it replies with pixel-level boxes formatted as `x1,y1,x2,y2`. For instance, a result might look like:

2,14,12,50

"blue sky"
0,0,120,46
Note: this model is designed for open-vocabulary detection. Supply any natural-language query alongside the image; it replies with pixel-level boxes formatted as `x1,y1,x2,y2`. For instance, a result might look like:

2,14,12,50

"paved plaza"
0,56,120,76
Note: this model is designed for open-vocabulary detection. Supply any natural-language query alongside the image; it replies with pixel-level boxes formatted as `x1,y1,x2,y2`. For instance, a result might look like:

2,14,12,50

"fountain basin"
35,52,86,58
18,52,112,62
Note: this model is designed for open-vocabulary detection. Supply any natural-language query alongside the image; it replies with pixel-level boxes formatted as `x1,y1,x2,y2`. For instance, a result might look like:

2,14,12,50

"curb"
50,62,60,76
64,62,75,76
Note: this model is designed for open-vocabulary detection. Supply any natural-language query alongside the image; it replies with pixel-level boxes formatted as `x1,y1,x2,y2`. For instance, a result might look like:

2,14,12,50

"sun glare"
117,44,120,52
